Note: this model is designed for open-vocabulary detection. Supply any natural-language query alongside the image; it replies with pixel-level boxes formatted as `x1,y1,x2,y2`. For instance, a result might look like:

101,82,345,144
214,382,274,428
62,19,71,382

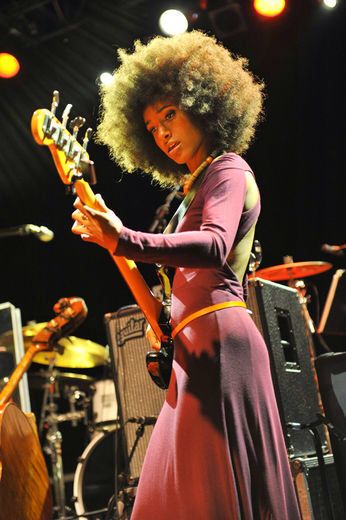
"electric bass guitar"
0,296,87,520
31,91,173,389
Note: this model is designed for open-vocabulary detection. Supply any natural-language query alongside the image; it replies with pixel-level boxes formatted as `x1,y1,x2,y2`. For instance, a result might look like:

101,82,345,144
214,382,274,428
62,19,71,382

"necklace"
183,155,214,194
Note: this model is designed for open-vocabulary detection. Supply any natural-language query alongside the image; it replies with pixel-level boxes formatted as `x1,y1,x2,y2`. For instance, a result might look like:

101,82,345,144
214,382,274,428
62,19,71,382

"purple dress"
116,154,301,519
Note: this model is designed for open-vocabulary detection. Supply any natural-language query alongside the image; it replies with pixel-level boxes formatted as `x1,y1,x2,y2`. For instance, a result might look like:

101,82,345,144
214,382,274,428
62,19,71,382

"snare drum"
73,428,127,518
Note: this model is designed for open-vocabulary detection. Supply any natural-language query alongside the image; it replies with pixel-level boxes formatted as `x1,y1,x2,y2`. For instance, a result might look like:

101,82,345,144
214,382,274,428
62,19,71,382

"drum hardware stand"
104,417,156,520
64,384,92,428
40,359,93,519
40,358,68,520
115,480,137,520
103,483,137,520
103,418,152,520
62,507,109,519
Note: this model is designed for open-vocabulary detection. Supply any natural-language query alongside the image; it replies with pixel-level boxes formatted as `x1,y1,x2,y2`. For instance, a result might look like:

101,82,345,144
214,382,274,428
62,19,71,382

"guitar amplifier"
104,305,166,479
247,278,327,457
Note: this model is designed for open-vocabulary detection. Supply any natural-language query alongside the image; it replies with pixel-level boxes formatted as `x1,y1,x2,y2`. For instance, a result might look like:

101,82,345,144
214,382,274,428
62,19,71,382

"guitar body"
0,402,52,520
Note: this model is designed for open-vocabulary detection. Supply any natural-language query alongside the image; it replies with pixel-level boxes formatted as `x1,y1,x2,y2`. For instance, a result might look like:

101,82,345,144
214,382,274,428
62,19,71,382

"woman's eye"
166,109,175,120
149,127,156,134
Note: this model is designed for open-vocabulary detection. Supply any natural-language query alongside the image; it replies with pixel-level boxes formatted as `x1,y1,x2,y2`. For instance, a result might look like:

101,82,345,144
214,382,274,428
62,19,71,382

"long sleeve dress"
115,153,301,519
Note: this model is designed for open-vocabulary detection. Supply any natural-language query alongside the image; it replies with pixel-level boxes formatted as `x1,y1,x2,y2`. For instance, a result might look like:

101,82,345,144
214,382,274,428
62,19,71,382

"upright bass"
0,297,87,520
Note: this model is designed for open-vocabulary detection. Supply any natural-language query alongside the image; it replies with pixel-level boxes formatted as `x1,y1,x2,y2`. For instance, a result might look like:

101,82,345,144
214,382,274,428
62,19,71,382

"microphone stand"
0,225,32,238
0,224,54,242
148,187,181,233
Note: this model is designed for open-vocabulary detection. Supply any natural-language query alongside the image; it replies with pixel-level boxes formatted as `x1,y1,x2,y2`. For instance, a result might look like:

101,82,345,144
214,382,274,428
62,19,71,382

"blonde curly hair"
97,31,264,186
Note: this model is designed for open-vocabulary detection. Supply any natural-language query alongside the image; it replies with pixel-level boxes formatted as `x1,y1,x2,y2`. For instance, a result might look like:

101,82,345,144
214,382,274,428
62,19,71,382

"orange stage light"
253,0,286,18
0,53,20,78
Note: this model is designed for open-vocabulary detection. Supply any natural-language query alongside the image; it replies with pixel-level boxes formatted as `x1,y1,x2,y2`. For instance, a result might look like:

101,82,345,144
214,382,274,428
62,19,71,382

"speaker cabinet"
104,305,166,479
291,454,345,519
315,352,346,512
247,278,326,457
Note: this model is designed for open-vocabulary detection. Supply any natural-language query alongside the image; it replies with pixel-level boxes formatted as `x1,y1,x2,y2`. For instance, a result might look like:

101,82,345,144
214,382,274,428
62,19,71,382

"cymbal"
251,261,333,282
22,323,109,368
28,371,95,390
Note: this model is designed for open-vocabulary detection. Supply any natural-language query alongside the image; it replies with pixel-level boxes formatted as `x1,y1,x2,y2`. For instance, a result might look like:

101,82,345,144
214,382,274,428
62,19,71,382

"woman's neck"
186,140,210,172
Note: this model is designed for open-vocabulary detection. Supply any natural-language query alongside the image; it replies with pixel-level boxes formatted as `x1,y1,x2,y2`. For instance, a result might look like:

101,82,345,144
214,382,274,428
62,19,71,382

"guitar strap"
155,165,210,314
163,166,208,235
156,164,211,316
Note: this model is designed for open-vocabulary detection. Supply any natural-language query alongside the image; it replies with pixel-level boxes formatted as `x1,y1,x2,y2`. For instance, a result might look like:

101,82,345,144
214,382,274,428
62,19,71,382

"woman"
72,31,301,519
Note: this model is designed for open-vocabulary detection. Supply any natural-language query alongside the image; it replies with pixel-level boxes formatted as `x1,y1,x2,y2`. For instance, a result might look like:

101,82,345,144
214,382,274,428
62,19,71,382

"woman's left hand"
71,194,123,252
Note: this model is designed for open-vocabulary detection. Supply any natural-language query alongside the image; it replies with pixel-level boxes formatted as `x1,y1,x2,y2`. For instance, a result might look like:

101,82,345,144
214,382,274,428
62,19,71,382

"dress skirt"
130,306,301,519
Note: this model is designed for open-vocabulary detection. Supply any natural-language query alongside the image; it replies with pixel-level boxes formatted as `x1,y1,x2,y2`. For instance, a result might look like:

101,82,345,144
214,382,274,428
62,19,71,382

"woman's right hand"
71,194,123,253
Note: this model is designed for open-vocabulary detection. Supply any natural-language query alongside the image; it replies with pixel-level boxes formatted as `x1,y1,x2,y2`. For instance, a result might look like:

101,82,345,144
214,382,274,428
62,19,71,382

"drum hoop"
73,429,110,516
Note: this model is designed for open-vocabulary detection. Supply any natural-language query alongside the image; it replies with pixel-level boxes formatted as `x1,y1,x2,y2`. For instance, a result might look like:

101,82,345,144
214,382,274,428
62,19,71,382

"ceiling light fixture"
0,53,20,78
253,0,286,18
159,9,188,36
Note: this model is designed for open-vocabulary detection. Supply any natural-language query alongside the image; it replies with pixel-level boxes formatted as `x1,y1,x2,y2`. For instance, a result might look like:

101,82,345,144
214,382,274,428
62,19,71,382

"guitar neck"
0,345,46,407
74,179,163,340
31,107,163,341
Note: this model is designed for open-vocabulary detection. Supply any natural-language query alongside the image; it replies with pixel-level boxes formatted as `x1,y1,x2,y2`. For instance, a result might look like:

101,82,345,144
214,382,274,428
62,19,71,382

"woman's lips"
168,142,180,154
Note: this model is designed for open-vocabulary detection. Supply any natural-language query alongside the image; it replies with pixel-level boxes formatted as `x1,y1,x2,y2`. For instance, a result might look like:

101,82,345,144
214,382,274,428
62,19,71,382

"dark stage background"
0,0,345,350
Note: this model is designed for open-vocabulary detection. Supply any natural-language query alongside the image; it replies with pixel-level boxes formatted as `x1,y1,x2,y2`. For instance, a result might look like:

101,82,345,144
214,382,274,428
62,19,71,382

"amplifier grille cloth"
105,306,166,478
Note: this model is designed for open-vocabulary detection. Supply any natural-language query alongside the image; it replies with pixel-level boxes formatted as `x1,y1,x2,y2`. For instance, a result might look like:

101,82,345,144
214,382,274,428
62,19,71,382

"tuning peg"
82,128,93,150
51,90,60,116
61,104,73,128
70,116,86,139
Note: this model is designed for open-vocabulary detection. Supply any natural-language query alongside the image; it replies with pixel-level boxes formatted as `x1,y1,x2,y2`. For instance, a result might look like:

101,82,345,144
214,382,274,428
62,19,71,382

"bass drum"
73,428,134,519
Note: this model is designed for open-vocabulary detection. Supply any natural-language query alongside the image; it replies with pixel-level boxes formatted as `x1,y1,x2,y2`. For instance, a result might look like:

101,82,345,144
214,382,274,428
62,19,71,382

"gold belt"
171,301,247,339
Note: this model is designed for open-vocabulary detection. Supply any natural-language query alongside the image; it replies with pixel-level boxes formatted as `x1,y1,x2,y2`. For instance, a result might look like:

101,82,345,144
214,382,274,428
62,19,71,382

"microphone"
127,416,157,425
0,224,54,242
321,243,345,257
25,224,54,242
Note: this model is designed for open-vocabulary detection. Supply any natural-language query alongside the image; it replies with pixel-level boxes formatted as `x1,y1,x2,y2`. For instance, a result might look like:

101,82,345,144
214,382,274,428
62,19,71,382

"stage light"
323,0,337,8
159,9,188,36
253,0,286,18
0,53,20,78
99,72,113,85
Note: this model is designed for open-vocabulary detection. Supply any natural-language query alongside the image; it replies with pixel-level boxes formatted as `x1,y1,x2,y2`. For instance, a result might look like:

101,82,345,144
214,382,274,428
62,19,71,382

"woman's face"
143,101,209,173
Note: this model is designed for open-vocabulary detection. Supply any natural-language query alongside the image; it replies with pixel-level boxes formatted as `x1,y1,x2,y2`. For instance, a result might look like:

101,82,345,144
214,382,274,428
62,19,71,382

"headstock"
31,91,96,189
0,297,88,407
32,296,88,350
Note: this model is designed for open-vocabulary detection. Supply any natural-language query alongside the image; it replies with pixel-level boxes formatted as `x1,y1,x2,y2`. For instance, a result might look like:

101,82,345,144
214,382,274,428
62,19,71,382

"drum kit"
0,322,128,520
